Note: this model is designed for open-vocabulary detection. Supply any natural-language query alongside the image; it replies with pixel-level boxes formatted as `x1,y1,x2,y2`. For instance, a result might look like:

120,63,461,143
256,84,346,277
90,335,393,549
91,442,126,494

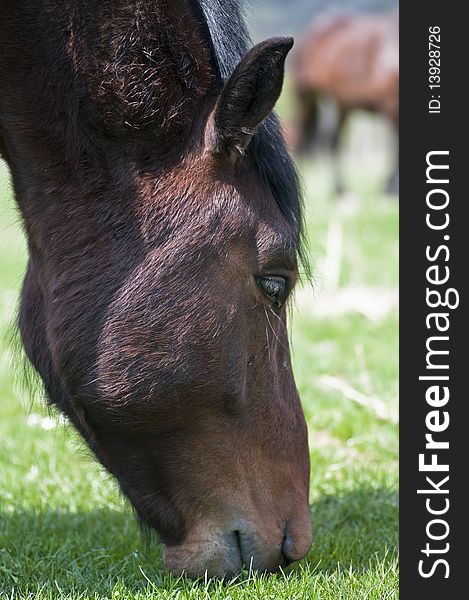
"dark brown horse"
0,0,312,579
293,10,399,194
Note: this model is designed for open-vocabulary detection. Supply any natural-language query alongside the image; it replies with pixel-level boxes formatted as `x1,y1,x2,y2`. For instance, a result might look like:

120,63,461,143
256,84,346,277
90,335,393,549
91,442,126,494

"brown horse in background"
293,10,399,194
0,0,312,579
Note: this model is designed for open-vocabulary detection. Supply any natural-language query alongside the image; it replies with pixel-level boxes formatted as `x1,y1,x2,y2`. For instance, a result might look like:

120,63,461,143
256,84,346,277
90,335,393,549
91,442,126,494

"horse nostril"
232,528,261,571
282,515,313,564
283,534,293,557
233,529,254,570
234,530,243,562
282,555,294,568
282,533,301,564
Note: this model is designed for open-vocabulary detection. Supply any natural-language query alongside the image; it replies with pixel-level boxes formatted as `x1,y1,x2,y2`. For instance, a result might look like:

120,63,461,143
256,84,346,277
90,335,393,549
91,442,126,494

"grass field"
0,116,398,599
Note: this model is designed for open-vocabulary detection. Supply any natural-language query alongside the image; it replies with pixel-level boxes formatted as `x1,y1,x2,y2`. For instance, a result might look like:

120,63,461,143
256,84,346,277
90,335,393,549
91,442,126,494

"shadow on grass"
0,487,398,596
307,487,398,574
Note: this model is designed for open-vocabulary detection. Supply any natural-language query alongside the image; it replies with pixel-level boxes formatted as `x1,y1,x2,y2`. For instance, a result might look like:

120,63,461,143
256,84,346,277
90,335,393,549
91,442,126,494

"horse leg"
386,118,399,195
330,107,348,195
387,162,399,195
295,89,320,156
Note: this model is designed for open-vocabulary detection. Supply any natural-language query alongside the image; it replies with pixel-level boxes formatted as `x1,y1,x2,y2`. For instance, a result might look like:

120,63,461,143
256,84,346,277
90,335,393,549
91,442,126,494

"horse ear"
206,37,293,159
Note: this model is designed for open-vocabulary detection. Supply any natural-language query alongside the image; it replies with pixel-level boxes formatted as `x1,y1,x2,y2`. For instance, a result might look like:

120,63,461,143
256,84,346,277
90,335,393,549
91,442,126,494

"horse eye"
256,276,287,306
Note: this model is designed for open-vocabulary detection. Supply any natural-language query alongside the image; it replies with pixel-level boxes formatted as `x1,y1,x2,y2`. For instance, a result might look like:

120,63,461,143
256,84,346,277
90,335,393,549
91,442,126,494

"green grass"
0,118,398,599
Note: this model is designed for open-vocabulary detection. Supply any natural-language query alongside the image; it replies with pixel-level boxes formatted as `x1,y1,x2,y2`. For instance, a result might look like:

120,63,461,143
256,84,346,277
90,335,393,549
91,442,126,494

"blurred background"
0,1,399,597
252,0,396,37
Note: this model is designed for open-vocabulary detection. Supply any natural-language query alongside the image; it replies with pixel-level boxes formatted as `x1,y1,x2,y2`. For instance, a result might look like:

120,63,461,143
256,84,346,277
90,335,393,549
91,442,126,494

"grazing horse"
0,0,312,579
293,10,399,194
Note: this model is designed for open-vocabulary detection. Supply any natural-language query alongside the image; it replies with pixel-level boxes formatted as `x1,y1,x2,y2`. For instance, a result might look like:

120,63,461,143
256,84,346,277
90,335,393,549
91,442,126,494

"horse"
292,10,399,194
0,0,312,579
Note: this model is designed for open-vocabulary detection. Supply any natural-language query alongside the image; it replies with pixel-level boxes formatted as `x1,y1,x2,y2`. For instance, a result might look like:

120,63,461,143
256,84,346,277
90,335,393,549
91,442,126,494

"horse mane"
195,0,306,265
